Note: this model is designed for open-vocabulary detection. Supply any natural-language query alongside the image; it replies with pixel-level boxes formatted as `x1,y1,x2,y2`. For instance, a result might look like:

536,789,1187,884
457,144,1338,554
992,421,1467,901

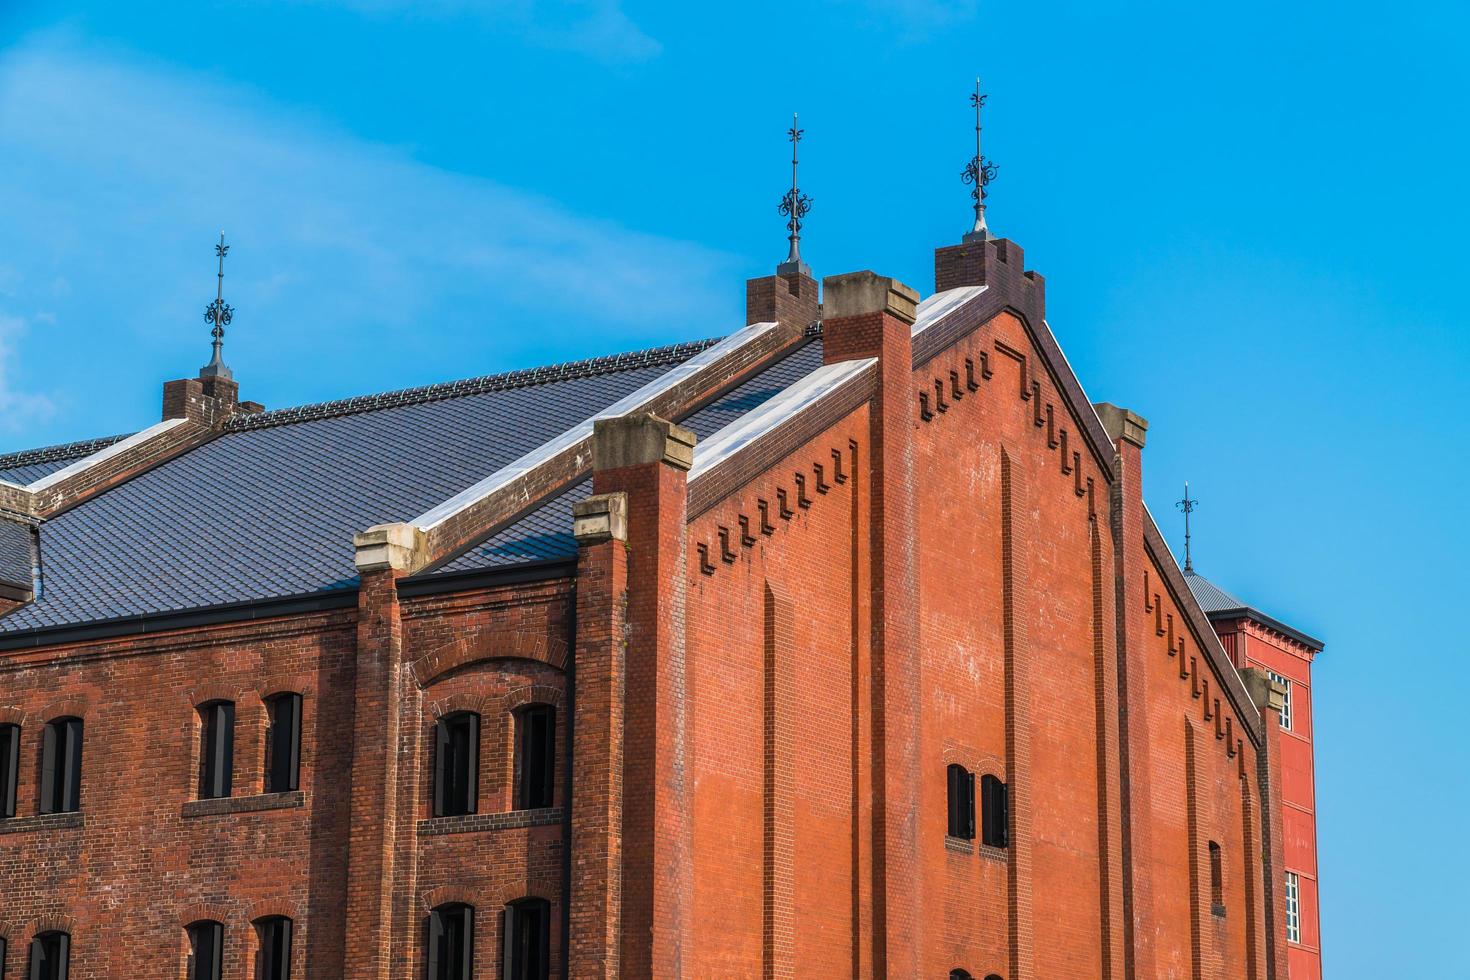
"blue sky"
1,0,1465,972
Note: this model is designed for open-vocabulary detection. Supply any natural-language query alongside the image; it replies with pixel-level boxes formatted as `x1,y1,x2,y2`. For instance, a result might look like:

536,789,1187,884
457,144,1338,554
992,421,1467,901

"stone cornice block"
592,413,696,472
1094,402,1149,449
573,492,629,545
822,271,920,325
354,522,428,573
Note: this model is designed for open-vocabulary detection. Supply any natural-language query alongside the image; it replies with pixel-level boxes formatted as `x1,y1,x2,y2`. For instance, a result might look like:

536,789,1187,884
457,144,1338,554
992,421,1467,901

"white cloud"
0,314,56,435
0,38,738,445
293,0,661,62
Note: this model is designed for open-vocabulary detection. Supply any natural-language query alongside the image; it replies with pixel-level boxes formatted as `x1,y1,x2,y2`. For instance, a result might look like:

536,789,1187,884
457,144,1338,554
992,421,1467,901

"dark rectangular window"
198,702,235,800
28,930,69,980
1209,840,1224,913
426,903,474,980
516,706,555,811
188,921,223,980
265,693,302,793
502,899,549,980
39,718,82,815
981,774,1009,848
0,723,18,818
434,712,479,818
257,917,292,980
946,764,974,839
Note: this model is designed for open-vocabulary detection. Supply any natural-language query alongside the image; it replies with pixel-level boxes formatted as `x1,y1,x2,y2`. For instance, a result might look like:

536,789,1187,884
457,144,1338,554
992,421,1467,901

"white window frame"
1266,670,1293,732
1284,871,1301,943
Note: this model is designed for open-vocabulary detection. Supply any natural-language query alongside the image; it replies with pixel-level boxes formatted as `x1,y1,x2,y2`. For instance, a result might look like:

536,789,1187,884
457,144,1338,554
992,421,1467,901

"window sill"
0,811,84,835
978,843,1008,863
418,806,563,837
944,835,974,854
181,790,305,818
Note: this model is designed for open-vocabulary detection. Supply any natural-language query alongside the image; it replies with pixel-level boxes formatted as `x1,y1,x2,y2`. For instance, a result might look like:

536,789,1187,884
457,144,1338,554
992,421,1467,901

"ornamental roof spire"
1177,481,1200,574
776,113,812,277
962,78,998,243
200,232,234,380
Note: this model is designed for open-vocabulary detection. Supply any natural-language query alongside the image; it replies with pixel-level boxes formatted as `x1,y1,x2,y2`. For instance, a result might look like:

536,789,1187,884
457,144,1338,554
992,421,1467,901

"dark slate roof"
434,337,825,573
0,434,130,486
1184,571,1324,652
0,336,826,634
0,520,33,590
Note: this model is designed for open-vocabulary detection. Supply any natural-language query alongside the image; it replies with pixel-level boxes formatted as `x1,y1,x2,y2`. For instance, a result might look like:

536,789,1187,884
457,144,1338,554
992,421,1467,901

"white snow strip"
911,285,986,337
688,357,876,480
26,418,190,492
414,322,780,530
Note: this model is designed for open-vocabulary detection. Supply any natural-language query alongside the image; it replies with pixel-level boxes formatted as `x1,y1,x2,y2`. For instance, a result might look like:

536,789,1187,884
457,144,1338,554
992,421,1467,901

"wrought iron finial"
1176,481,1200,574
962,78,998,243
777,112,812,277
200,231,234,380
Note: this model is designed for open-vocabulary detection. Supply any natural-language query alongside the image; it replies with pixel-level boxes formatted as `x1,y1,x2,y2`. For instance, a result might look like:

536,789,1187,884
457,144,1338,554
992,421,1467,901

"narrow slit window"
946,764,975,839
1284,871,1301,943
1266,670,1293,731
0,722,18,818
187,920,224,980
39,717,83,815
28,930,70,980
256,916,292,980
981,774,1009,848
426,902,474,980
1208,841,1224,912
516,705,555,811
198,701,235,800
434,712,480,818
502,898,550,980
265,692,303,793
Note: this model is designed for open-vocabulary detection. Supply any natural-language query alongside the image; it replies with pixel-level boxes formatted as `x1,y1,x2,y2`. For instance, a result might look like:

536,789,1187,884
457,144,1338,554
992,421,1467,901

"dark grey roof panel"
0,520,32,590
1,356,693,632
1184,571,1324,652
435,338,827,574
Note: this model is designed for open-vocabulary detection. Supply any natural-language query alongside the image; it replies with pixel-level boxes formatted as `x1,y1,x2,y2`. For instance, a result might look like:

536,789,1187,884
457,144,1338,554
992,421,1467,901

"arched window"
433,711,480,818
255,916,292,980
28,930,70,980
0,936,7,978
985,975,1004,980
515,705,555,811
1209,840,1224,911
950,970,974,980
425,902,474,980
980,774,1009,848
197,701,235,800
264,693,303,793
503,898,549,980
187,920,224,980
946,763,974,839
40,717,83,814
0,722,18,818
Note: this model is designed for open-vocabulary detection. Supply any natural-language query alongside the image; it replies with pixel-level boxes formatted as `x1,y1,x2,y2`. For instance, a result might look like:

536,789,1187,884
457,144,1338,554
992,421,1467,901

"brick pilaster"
821,271,922,977
1098,402,1158,980
569,492,630,979
1243,669,1291,980
343,524,423,979
589,414,694,979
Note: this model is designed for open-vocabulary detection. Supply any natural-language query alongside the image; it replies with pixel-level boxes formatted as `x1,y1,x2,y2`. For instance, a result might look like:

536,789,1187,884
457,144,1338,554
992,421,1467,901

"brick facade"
0,235,1308,978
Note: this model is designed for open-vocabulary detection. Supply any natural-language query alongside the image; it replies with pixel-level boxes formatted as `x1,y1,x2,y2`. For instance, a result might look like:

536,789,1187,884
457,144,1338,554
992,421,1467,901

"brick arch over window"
428,693,492,721
22,912,78,944
486,877,560,909
412,628,568,686
245,899,302,925
178,903,232,929
37,697,89,723
188,683,245,708
255,675,317,703
941,744,1006,782
419,885,479,913
0,706,29,727
499,685,564,714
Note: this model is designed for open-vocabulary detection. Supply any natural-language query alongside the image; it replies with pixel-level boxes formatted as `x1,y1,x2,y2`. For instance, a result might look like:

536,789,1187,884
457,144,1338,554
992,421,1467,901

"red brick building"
1186,572,1325,979
0,224,1319,978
